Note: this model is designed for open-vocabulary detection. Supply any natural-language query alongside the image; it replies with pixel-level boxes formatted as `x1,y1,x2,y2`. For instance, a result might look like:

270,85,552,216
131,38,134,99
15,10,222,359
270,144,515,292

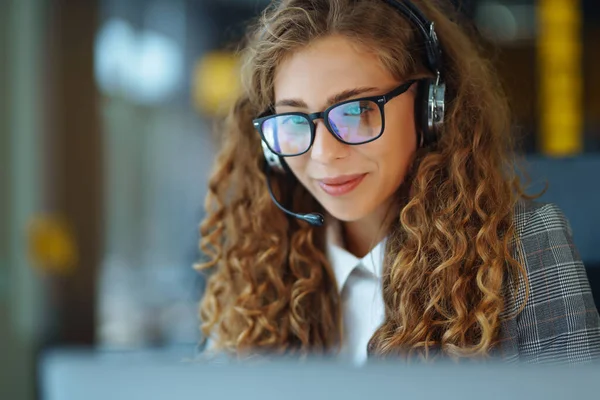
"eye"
282,115,308,125
342,103,374,117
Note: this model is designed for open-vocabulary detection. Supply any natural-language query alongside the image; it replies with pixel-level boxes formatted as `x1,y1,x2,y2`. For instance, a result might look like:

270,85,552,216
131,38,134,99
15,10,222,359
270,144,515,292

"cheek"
283,155,310,184
364,138,415,193
375,110,417,178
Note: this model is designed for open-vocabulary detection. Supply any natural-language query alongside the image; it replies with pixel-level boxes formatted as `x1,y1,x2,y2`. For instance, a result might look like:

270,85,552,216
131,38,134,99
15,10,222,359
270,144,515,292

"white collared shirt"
326,221,386,365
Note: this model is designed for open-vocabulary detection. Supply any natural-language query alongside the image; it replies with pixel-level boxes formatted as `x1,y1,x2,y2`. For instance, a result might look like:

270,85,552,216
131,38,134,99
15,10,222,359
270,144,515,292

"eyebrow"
274,86,380,109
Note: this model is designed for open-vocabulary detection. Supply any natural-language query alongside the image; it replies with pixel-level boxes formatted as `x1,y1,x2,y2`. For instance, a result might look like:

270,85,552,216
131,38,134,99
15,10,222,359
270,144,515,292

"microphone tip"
304,213,325,227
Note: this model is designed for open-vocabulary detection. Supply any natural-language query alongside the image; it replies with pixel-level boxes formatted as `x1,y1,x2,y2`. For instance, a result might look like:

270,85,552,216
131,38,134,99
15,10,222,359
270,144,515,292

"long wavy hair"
197,0,528,360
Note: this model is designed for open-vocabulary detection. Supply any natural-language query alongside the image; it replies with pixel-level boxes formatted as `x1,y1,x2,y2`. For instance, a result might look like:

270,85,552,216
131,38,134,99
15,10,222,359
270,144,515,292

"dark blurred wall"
45,0,103,347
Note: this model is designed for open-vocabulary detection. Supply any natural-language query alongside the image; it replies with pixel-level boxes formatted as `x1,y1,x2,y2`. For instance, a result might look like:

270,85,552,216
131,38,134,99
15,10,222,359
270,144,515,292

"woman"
196,0,600,364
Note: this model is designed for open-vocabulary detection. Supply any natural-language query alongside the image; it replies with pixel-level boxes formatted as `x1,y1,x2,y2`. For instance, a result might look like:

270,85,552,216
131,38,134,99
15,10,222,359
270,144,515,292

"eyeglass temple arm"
382,79,417,103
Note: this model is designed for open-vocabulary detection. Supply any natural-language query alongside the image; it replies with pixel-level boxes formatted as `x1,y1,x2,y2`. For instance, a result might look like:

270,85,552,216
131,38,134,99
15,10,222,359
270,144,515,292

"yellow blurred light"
193,52,241,117
28,215,78,274
537,0,583,156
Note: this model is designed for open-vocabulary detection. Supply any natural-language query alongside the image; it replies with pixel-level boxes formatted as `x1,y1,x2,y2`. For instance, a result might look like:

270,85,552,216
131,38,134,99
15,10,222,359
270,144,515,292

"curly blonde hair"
197,0,528,360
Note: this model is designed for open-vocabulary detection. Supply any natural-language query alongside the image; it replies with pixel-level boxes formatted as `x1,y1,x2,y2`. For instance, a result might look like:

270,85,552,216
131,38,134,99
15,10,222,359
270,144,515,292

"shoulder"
513,200,572,239
512,200,585,288
501,199,600,364
512,200,579,276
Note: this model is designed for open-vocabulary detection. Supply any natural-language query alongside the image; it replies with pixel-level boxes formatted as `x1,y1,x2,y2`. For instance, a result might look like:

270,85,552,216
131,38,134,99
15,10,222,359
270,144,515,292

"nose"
310,120,350,163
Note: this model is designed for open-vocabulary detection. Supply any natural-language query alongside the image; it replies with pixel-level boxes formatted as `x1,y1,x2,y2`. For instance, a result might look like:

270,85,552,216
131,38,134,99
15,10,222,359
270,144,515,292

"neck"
342,198,398,258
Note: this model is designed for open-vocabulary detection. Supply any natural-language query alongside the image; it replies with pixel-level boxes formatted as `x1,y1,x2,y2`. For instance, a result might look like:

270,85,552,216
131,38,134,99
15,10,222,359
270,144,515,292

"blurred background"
1,0,599,399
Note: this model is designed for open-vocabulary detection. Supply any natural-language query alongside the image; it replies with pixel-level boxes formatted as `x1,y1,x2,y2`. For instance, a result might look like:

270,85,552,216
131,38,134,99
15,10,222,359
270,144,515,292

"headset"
259,0,446,226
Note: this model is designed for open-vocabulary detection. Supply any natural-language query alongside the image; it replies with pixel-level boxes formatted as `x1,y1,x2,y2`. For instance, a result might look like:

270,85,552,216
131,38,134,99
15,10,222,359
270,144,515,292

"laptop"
40,348,600,400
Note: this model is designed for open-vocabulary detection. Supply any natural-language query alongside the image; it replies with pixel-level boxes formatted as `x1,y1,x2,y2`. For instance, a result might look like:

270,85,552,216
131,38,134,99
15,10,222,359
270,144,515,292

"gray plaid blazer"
498,200,600,364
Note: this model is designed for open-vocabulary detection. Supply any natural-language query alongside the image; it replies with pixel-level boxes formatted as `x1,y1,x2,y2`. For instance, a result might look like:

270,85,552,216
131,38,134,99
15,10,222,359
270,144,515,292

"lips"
317,174,367,196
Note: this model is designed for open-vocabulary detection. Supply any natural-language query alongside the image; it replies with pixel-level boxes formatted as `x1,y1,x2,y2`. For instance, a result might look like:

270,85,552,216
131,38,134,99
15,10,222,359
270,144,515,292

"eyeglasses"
253,80,416,157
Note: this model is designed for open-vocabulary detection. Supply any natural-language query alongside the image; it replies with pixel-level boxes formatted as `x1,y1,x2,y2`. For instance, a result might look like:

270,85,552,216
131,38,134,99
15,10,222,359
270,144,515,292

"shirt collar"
325,218,386,293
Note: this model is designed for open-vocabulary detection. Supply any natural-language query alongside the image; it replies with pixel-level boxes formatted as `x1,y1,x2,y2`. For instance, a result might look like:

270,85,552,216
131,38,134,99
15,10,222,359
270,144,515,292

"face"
273,35,418,223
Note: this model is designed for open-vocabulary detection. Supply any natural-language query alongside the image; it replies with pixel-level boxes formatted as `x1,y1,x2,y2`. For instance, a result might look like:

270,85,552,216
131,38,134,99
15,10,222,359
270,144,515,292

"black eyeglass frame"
253,79,418,157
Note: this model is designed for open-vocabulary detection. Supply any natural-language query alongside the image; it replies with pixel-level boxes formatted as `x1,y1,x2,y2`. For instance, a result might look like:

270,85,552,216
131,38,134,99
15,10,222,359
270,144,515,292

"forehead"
273,35,396,107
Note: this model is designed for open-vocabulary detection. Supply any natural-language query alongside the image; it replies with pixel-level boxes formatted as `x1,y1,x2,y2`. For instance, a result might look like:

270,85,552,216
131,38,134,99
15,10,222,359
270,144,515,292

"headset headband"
380,0,442,74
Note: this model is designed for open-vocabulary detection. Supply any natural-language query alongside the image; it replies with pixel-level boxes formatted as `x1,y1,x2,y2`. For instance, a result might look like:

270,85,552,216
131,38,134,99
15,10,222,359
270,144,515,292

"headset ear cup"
261,140,286,173
261,140,295,175
415,79,431,147
416,78,443,147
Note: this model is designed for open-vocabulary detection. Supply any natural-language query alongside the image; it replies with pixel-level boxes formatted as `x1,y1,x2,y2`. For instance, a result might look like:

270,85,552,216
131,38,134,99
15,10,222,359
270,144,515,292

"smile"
316,174,367,197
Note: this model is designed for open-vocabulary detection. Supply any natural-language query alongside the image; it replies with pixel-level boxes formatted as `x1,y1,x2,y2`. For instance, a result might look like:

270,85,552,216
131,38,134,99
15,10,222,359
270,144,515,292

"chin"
322,202,371,223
